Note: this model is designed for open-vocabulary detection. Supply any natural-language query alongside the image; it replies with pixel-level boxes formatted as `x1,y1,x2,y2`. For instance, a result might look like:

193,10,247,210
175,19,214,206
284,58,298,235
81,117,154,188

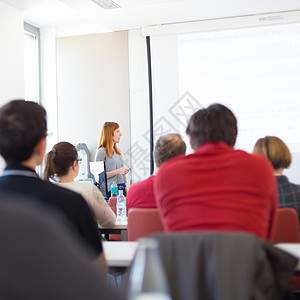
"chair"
107,197,121,241
149,232,298,300
271,208,300,293
127,208,164,241
271,207,300,244
108,196,117,214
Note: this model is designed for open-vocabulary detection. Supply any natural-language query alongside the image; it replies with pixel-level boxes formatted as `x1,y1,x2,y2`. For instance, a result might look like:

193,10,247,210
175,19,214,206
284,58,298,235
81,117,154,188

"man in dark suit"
0,100,106,271
0,192,122,300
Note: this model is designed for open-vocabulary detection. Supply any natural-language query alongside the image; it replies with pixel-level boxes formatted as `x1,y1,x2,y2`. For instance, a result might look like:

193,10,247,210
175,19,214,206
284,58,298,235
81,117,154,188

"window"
24,23,40,103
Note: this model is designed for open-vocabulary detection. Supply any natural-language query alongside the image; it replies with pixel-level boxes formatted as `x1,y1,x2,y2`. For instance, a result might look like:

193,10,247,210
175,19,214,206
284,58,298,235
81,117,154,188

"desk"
98,219,128,241
275,243,300,271
103,241,138,267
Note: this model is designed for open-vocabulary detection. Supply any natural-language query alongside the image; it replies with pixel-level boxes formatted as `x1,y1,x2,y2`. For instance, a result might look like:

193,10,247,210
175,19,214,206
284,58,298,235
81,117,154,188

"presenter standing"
95,122,129,197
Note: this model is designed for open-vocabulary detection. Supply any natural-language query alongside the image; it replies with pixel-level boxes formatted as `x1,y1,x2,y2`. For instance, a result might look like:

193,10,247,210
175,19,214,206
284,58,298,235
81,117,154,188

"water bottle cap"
118,189,123,195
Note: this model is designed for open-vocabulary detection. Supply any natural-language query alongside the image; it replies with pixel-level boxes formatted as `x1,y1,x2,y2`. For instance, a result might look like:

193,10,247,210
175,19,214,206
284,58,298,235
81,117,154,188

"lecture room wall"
55,32,131,169
0,2,24,172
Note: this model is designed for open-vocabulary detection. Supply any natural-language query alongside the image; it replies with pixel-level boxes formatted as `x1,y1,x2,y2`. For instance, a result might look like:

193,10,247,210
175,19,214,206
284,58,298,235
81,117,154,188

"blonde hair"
253,136,292,170
97,122,121,158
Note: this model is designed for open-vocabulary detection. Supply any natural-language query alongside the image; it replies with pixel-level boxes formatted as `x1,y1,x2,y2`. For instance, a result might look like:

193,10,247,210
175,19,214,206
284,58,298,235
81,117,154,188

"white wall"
128,30,150,183
0,2,24,104
55,31,131,180
0,1,24,171
40,27,58,153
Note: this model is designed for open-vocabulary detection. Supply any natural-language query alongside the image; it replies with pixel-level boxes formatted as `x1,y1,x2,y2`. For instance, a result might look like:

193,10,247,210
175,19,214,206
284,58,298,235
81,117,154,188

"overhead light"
90,0,120,9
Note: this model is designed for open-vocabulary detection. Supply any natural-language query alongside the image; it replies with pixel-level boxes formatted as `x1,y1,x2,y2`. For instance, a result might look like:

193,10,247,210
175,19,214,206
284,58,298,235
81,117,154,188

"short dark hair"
0,100,47,164
186,103,237,149
154,133,186,168
43,142,78,181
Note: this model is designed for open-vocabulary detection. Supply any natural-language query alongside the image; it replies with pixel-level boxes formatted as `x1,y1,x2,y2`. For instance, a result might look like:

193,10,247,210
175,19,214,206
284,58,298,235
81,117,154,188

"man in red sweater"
127,133,186,210
154,104,278,241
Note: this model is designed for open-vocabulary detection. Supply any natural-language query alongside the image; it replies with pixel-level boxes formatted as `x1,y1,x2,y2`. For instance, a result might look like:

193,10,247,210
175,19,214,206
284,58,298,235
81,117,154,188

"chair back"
127,208,164,241
108,196,117,214
149,232,298,300
271,207,300,243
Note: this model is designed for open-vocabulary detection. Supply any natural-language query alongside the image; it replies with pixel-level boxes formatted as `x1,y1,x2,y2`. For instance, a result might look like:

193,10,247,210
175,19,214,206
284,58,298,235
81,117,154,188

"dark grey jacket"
151,232,298,300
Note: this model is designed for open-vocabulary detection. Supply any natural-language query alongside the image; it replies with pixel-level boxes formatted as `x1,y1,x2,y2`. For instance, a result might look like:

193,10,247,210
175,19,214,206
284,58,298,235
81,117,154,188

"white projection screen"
149,15,300,183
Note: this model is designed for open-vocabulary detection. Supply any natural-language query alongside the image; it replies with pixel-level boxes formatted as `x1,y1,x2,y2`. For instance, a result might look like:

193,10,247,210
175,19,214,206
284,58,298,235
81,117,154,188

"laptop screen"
89,161,108,200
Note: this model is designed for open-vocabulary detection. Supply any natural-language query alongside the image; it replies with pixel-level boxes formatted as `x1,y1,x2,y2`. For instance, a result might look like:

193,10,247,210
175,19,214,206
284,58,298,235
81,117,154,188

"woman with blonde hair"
43,141,116,227
95,122,129,197
253,136,300,219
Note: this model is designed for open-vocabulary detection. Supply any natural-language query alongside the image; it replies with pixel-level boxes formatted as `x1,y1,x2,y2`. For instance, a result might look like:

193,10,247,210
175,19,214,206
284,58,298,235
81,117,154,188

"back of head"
154,133,186,168
253,136,292,170
0,100,47,165
186,103,237,150
43,142,77,181
97,121,121,157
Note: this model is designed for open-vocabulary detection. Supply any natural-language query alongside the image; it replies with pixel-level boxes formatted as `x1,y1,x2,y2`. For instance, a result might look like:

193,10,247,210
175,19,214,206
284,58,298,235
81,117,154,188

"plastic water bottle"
128,238,172,300
117,189,126,220
111,181,118,197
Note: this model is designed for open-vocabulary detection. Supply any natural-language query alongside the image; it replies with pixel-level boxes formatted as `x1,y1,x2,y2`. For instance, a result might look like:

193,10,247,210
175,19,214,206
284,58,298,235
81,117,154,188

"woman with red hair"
95,122,129,197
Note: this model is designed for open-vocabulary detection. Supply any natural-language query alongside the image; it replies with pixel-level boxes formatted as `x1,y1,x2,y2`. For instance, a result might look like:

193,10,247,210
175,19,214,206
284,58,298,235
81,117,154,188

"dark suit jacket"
0,165,102,257
0,193,122,300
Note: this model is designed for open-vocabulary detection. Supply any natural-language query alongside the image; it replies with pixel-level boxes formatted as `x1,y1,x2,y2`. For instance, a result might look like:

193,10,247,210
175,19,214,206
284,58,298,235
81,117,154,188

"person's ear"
34,138,46,157
71,160,77,171
189,137,196,150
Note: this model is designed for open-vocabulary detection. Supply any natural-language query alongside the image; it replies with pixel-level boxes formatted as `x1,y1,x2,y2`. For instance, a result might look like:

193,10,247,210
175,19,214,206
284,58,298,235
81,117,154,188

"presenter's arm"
107,167,129,178
95,147,129,178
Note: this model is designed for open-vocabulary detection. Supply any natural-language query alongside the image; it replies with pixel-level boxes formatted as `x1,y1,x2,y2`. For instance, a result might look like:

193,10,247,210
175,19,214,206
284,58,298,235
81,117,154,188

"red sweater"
127,176,157,210
154,142,278,240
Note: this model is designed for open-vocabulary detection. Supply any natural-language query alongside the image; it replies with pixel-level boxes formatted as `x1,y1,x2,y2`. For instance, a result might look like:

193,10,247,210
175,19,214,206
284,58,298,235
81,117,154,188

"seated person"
253,136,300,220
127,134,186,210
154,103,278,241
0,191,123,300
43,141,116,227
0,100,106,271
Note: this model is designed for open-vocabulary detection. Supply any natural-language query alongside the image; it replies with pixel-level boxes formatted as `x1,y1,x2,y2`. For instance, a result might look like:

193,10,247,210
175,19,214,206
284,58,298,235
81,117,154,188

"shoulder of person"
237,149,275,174
44,180,87,204
128,176,153,195
97,147,106,153
156,154,185,175
95,147,107,160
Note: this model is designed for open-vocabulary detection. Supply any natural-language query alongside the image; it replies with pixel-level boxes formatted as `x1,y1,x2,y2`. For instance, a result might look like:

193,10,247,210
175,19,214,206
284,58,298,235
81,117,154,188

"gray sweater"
95,147,127,192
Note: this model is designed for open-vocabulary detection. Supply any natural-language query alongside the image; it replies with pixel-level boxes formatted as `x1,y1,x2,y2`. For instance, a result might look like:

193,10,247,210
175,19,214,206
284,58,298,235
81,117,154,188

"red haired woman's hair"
97,122,121,158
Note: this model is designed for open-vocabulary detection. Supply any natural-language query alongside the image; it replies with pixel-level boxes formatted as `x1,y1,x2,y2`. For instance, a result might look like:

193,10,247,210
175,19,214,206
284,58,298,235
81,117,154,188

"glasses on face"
75,158,82,164
42,131,53,138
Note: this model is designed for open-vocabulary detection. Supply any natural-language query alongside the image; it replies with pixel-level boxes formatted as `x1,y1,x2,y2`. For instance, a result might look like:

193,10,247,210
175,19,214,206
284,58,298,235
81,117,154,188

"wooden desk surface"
103,241,138,267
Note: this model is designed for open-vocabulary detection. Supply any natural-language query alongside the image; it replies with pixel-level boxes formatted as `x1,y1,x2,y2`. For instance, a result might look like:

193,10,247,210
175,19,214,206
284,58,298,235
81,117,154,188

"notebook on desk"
89,161,109,200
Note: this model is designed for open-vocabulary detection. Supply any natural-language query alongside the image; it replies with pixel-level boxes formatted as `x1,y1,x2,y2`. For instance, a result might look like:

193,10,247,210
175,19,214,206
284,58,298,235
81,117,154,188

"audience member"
0,100,106,270
127,133,186,209
155,103,278,240
0,191,123,300
253,136,300,220
43,141,116,227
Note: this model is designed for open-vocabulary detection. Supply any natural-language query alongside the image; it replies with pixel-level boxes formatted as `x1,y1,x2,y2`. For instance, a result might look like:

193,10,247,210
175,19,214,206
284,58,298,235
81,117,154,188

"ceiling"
2,0,300,36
